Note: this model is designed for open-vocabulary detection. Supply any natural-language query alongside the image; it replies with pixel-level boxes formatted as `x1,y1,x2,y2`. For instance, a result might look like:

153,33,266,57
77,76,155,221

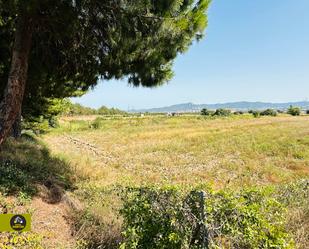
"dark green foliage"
23,98,71,120
306,110,309,115
62,102,127,116
21,100,127,133
48,116,59,128
252,111,261,118
0,0,210,121
120,187,199,249
97,106,127,116
287,106,301,116
22,98,68,133
63,102,97,116
22,117,50,135
0,137,74,196
260,109,277,117
120,186,293,249
213,108,231,116
233,111,244,115
200,108,212,116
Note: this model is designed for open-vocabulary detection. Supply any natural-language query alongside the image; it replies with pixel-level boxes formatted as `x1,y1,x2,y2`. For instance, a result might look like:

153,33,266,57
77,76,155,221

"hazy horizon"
74,99,309,111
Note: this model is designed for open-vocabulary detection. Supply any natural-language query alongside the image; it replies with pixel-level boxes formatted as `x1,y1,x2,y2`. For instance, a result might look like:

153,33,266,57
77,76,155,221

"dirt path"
31,197,75,249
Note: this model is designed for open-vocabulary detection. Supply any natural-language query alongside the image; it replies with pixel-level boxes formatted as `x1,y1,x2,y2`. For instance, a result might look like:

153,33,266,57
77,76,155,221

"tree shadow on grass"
0,135,75,203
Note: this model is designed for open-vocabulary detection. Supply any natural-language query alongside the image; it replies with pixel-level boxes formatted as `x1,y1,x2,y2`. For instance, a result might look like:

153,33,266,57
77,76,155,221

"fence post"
199,191,209,249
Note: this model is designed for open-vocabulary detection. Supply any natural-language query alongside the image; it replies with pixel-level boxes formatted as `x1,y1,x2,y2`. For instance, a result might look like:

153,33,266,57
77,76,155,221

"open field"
1,114,309,248
45,115,309,189
42,114,309,248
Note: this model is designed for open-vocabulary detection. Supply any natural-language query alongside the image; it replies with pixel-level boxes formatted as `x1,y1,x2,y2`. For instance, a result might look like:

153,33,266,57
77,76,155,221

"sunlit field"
1,114,308,248
44,115,309,190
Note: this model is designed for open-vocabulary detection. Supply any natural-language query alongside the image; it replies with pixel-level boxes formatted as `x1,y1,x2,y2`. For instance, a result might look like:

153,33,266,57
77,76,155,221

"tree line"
201,105,306,117
63,102,127,116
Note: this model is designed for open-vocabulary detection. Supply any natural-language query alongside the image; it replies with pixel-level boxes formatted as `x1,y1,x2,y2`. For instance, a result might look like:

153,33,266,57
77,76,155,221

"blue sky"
73,0,309,110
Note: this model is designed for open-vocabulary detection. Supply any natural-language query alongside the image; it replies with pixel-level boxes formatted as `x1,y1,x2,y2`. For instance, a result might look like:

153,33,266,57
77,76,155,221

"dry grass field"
40,114,309,248
44,115,309,190
1,114,308,248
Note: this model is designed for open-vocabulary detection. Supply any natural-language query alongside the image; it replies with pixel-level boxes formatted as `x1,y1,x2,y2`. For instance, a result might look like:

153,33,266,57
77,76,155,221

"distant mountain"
130,101,309,113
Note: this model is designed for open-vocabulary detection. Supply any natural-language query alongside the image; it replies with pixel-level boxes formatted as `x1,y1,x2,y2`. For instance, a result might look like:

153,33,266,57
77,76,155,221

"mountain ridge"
129,101,309,113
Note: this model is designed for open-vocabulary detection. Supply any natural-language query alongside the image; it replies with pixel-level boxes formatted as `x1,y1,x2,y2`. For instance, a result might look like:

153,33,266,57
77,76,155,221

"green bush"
260,109,277,117
287,106,301,116
233,111,244,115
0,139,74,196
252,111,260,118
22,116,50,134
120,186,293,249
201,108,213,116
306,110,309,115
213,109,231,117
90,117,104,129
48,116,59,128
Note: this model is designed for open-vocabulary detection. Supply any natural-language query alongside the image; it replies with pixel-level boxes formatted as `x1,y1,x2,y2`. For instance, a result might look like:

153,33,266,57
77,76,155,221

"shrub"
260,109,277,117
22,117,50,134
201,108,212,116
22,115,59,134
306,110,309,115
234,111,244,115
213,108,231,116
0,138,73,196
90,117,104,129
48,116,59,128
287,106,301,116
252,111,260,118
120,186,293,249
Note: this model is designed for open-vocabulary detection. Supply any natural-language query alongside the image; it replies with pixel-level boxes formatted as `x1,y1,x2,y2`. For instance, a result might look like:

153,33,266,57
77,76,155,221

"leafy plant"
252,111,260,118
120,186,293,249
260,109,277,117
201,108,213,116
287,106,301,116
213,109,231,117
233,111,244,115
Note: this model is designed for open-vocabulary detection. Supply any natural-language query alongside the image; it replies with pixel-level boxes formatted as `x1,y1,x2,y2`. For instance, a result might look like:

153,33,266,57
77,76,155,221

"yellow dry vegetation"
44,115,309,190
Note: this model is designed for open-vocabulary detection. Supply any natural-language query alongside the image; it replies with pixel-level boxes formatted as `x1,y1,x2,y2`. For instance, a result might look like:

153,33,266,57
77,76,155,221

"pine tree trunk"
0,13,32,145
11,112,22,139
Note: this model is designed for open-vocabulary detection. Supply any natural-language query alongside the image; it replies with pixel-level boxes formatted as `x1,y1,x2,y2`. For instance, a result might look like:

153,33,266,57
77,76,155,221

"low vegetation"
201,108,231,116
0,136,76,248
260,109,277,117
22,101,128,134
63,102,127,116
287,106,301,116
120,186,294,249
0,115,308,248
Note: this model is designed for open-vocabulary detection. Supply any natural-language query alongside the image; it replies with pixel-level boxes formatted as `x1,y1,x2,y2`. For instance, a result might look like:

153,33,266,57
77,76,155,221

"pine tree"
0,0,210,144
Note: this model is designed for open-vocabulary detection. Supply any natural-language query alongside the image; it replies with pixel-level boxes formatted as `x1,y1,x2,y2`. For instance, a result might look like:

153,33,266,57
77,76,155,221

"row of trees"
0,0,210,144
201,108,231,116
63,102,127,116
201,106,307,117
21,100,127,133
